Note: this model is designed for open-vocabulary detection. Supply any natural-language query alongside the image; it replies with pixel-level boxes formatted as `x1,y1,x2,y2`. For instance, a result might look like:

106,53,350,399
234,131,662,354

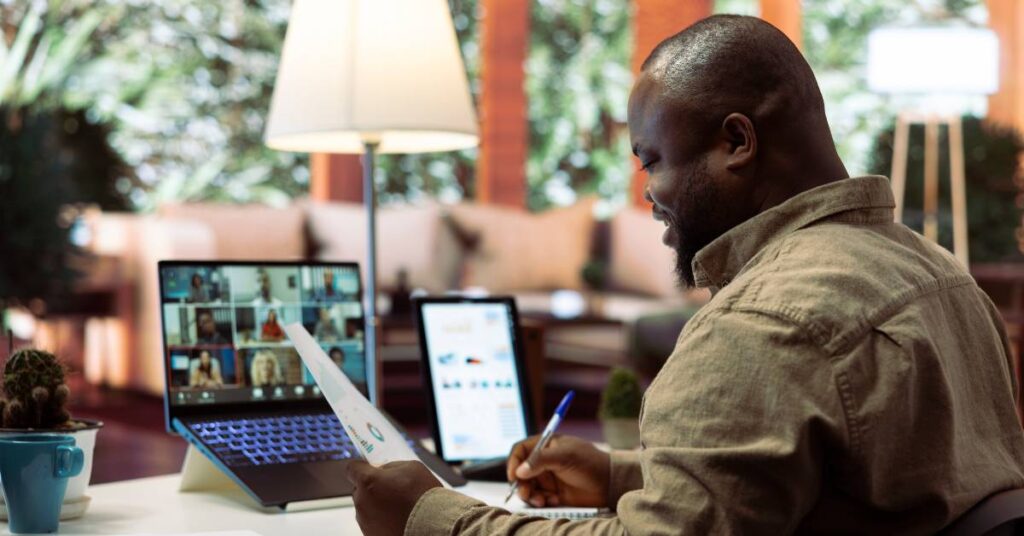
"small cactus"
0,349,72,429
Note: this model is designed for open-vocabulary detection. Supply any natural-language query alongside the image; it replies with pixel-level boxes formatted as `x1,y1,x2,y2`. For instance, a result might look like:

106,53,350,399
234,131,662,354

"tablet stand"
179,444,243,494
178,444,352,513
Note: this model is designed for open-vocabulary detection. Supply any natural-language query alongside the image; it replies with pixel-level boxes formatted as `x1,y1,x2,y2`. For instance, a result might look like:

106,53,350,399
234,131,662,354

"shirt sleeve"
615,308,848,534
405,308,848,535
607,450,643,507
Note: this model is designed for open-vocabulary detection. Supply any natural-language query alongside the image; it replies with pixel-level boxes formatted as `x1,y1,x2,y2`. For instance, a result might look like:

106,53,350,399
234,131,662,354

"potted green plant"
0,348,103,520
599,367,643,449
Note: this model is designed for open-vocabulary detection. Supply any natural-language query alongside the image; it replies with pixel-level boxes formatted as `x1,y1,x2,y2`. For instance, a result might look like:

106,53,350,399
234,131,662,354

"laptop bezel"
157,259,373,434
413,295,536,464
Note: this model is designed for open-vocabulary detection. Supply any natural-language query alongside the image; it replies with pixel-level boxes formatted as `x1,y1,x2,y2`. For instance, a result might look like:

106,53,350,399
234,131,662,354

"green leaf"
35,10,104,100
0,1,45,105
15,33,51,105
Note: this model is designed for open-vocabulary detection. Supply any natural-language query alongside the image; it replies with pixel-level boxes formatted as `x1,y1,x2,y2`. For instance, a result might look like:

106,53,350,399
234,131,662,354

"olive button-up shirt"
406,176,1024,535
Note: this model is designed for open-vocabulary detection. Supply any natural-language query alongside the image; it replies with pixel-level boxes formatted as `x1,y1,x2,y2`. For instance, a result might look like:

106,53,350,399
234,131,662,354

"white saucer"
0,494,91,521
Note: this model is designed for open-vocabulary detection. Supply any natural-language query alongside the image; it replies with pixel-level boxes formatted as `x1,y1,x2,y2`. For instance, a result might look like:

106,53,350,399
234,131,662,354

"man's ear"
721,113,757,170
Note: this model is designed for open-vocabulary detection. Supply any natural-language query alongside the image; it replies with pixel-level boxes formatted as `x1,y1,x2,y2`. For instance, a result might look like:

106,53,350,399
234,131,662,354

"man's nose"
643,188,654,205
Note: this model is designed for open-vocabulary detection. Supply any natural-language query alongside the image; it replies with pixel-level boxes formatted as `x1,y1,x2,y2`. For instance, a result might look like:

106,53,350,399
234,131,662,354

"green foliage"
802,0,987,174
379,0,634,211
0,2,103,109
83,0,304,209
599,367,643,419
3,0,636,210
0,2,133,310
1,0,304,210
526,0,632,211
0,348,71,429
869,116,1024,263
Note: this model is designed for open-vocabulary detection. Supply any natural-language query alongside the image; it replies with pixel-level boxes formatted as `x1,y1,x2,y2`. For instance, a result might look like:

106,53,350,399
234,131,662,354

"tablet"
415,297,536,463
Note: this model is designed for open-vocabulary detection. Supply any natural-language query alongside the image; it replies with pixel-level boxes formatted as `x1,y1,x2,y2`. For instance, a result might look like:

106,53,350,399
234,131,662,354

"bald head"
641,14,827,151
628,15,847,289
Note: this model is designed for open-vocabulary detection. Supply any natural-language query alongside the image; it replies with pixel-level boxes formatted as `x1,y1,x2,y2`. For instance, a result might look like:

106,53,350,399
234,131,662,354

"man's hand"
346,460,442,536
507,435,610,508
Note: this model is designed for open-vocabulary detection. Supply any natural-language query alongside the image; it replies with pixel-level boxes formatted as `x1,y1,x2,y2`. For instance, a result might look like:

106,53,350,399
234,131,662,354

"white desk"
6,475,513,535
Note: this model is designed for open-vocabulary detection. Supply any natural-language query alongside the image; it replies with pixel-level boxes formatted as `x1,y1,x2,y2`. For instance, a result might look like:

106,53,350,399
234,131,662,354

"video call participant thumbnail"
190,349,224,388
242,348,303,387
195,308,232,345
261,309,285,342
305,267,360,302
167,347,237,389
248,349,284,387
160,266,227,303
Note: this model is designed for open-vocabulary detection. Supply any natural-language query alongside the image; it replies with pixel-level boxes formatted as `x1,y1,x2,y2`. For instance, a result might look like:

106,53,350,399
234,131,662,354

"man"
345,14,1024,534
196,310,228,345
252,270,283,307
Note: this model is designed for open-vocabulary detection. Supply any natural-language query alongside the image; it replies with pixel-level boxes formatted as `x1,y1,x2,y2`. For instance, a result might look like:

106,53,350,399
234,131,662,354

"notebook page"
514,507,609,520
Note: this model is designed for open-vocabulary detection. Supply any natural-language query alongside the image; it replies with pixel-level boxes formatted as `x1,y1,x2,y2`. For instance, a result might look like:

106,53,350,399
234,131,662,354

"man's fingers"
537,471,558,492
526,487,561,508
514,443,570,480
507,435,541,481
345,459,375,487
516,478,535,503
527,489,546,508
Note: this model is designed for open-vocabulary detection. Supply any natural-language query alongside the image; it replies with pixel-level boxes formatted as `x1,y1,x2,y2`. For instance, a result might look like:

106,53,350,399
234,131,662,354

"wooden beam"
310,153,364,203
988,0,1024,133
477,0,530,208
630,0,713,207
759,0,802,50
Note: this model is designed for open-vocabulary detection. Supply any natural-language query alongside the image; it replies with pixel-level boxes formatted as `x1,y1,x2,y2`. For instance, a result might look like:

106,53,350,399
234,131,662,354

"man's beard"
669,157,718,289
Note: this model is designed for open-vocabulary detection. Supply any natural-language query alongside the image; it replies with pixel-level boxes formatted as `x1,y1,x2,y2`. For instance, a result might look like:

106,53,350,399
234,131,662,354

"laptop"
414,296,536,478
158,260,463,509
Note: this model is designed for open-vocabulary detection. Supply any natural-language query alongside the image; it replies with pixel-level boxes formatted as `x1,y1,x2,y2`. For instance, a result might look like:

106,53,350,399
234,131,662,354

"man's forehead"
628,76,661,148
628,73,660,116
629,73,691,139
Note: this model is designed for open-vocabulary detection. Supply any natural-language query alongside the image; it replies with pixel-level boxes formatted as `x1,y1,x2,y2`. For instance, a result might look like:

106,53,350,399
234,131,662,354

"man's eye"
640,160,657,172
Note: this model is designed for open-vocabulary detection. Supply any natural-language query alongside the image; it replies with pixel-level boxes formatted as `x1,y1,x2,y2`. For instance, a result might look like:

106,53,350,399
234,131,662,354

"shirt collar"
692,175,896,289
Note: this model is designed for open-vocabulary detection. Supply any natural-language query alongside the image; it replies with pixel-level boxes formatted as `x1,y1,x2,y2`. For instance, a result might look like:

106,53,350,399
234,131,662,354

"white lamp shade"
867,27,999,95
265,0,479,154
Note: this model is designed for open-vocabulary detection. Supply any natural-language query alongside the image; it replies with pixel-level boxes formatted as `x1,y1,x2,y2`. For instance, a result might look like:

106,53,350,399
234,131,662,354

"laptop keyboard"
189,413,359,468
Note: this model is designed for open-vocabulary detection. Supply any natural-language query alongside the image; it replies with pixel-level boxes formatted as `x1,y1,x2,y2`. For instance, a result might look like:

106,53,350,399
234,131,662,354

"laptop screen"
158,262,368,406
418,299,531,462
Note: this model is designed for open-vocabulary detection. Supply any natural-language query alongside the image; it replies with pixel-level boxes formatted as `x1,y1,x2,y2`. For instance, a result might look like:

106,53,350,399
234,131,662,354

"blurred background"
1,0,1022,482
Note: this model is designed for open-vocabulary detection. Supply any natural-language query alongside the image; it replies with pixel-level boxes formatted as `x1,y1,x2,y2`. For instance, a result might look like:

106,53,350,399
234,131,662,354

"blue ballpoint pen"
504,390,576,504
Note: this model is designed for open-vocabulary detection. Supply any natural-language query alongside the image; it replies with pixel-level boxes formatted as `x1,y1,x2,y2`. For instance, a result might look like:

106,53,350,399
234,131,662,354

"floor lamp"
264,0,479,405
889,112,969,266
867,26,999,269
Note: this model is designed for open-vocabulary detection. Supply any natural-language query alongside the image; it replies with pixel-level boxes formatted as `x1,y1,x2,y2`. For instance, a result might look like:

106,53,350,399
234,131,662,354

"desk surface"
7,474,513,535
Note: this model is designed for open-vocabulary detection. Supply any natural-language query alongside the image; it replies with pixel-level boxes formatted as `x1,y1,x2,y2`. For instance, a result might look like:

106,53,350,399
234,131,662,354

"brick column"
988,0,1024,133
630,0,713,207
477,0,530,208
310,153,364,202
760,0,802,50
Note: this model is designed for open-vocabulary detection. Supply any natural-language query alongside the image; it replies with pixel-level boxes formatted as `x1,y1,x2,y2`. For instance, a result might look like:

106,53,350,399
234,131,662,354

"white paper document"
284,323,420,466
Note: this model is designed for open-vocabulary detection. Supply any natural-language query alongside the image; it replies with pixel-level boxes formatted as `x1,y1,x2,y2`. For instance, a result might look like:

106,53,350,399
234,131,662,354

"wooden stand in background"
890,111,970,268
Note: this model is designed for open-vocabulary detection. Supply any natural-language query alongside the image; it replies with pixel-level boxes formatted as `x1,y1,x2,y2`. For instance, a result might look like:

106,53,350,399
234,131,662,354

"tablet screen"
420,300,530,462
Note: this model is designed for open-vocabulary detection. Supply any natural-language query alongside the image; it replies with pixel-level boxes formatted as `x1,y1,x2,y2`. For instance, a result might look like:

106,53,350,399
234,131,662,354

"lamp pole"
361,140,381,405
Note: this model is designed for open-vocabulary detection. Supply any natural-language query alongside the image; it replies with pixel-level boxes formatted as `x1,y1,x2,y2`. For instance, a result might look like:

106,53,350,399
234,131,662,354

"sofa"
82,198,708,395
